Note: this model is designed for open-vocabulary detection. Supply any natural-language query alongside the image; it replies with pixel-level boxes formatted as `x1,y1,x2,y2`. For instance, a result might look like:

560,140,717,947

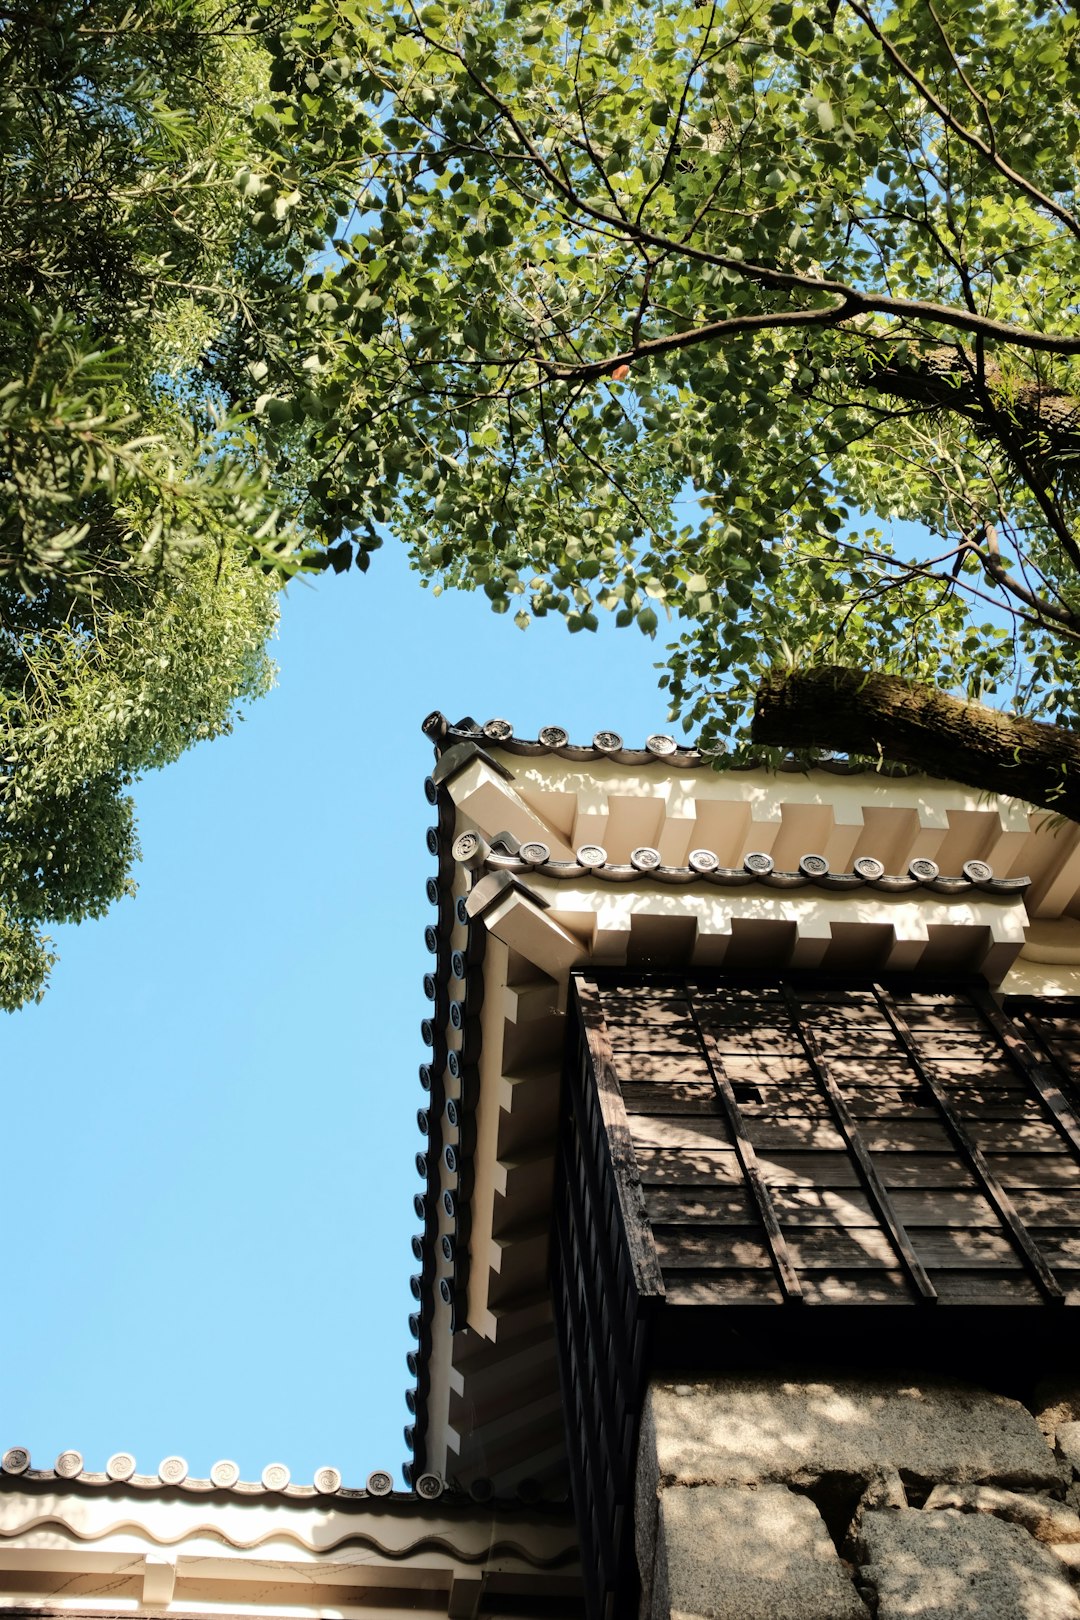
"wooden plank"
901,1228,1024,1268
908,1034,1004,1061
836,1088,1040,1121
991,995,1080,1159
852,1120,956,1153
600,1027,704,1055
630,1116,737,1150
621,1053,714,1084
1028,1231,1080,1267
782,983,938,1303
799,1005,894,1025
686,986,805,1303
656,1224,900,1271
804,1033,916,1058
1014,1189,1080,1226
898,1008,986,1032
621,1080,725,1115
727,1080,834,1108
769,1186,1000,1229
654,1226,777,1270
1019,1009,1080,1040
701,1031,806,1057
644,1184,757,1224
919,1060,1026,1091
889,1189,1000,1228
644,1183,1006,1229
664,1271,785,1306
797,987,879,1001
631,1114,849,1152
928,1271,1043,1305
601,1005,692,1028
795,1150,980,1190
743,1118,850,1152
961,1118,1069,1153
984,1153,1080,1187
575,976,666,1299
909,1090,1045,1119
722,1054,819,1083
798,1270,912,1305
873,985,1065,1306
635,1146,984,1189
636,1148,746,1186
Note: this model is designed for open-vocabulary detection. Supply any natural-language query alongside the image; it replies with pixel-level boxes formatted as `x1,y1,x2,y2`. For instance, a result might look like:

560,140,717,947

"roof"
0,1467,580,1616
0,1446,423,1500
407,713,1080,1493
421,711,920,773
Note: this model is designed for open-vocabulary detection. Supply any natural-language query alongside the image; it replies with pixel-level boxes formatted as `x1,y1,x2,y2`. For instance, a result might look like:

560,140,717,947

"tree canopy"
7,0,1080,999
0,1,297,1005
259,0,1080,813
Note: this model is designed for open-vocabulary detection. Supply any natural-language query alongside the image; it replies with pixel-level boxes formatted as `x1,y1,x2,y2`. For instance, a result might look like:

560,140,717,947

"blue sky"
4,545,673,1489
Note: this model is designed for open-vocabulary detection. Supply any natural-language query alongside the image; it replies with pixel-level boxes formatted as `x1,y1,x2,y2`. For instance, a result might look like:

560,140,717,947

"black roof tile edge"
0,1469,575,1517
0,1466,443,1503
415,748,574,1508
422,711,920,776
478,851,1030,897
410,771,490,1494
409,781,456,1483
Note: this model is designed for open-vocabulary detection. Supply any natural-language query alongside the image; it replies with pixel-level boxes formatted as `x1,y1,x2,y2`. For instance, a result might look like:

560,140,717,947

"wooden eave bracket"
469,880,586,982
431,739,514,787
445,755,577,859
142,1554,177,1605
465,869,548,921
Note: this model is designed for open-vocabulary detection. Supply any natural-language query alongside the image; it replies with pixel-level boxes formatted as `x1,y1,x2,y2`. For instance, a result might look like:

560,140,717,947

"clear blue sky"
4,546,673,1489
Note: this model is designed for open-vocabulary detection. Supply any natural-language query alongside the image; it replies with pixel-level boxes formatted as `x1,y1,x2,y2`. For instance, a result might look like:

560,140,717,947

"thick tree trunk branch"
857,343,1080,465
752,666,1080,821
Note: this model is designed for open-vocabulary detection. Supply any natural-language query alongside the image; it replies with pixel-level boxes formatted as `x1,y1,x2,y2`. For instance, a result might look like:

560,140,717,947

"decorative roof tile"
422,712,920,774
465,844,1029,898
0,1449,436,1501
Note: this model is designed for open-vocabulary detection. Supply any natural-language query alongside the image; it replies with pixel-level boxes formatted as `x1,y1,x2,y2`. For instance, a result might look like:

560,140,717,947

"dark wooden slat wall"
552,995,662,1620
594,978,1080,1309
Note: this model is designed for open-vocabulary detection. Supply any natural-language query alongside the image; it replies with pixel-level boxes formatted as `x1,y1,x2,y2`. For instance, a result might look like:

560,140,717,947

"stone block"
923,1484,1080,1545
1052,1544,1080,1580
1059,1424,1080,1479
857,1507,1080,1619
642,1376,1062,1495
1035,1381,1080,1445
651,1483,868,1620
846,1467,908,1548
637,1391,665,1620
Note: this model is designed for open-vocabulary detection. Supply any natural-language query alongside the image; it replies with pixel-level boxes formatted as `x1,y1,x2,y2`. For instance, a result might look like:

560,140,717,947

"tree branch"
542,297,853,377
843,0,1080,242
970,523,1080,632
412,20,1080,359
752,665,1080,820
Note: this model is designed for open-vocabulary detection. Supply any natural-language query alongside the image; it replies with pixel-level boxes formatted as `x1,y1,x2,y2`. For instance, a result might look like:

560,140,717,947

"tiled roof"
0,1470,582,1613
0,1447,437,1501
422,711,918,774
408,763,491,1492
456,829,1029,902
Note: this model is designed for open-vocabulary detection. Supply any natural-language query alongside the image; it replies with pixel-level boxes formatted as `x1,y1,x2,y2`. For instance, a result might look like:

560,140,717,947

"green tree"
272,0,1080,815
0,0,318,1004
0,555,276,1010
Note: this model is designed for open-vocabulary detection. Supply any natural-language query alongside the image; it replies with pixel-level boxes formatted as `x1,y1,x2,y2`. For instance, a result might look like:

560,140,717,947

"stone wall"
636,1374,1080,1620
